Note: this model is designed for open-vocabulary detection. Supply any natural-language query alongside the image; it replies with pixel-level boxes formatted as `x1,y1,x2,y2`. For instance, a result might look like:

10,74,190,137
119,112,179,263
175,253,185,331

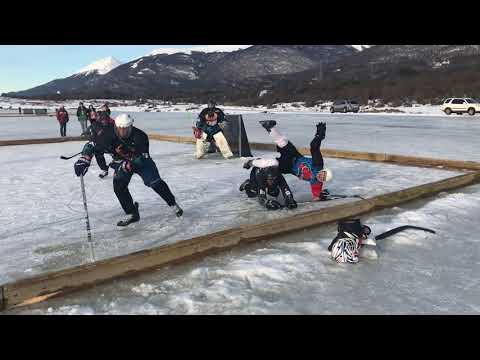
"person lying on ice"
74,113,183,226
239,158,298,210
194,100,233,159
258,120,333,201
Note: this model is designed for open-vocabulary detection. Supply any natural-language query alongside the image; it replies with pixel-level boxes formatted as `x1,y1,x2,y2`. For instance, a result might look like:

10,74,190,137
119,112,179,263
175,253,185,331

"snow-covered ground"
1,106,479,315
0,96,475,117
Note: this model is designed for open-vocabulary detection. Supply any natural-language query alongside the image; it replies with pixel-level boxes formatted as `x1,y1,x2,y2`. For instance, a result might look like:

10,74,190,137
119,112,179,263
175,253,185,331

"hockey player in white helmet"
74,113,183,226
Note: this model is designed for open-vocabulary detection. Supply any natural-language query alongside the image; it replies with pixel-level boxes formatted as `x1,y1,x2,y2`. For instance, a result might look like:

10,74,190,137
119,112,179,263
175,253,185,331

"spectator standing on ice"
77,102,89,135
56,106,69,137
88,105,97,124
102,103,111,116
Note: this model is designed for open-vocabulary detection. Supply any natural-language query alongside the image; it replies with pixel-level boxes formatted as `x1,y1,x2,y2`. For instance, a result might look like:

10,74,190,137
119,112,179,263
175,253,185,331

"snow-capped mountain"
148,45,252,57
2,56,123,98
350,45,373,51
76,56,123,75
5,45,356,99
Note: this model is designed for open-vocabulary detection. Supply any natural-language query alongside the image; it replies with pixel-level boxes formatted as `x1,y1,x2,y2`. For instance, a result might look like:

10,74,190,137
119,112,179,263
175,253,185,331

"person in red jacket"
56,106,69,137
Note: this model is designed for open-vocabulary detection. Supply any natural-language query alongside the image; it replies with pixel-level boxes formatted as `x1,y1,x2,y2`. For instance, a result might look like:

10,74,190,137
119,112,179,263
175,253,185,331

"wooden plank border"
0,136,84,147
2,170,480,311
146,134,480,172
1,133,479,171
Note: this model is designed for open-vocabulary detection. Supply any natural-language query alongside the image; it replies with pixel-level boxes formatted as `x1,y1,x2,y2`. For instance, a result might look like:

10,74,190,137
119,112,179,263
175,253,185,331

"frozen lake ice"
1,110,479,314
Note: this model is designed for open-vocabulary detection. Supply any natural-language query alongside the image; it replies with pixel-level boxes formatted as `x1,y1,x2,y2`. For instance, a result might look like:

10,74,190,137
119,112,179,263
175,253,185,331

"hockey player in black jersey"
74,113,183,226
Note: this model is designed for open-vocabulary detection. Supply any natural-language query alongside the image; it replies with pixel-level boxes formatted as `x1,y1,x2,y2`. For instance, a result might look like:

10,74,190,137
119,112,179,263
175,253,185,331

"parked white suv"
441,98,480,115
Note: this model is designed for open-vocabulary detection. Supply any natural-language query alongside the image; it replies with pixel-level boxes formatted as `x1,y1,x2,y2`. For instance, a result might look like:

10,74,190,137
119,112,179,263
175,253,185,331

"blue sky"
0,45,250,94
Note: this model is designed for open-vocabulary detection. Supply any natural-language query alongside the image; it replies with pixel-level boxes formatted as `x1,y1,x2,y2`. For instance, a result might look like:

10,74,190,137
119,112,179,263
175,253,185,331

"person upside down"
246,120,333,201
240,158,298,210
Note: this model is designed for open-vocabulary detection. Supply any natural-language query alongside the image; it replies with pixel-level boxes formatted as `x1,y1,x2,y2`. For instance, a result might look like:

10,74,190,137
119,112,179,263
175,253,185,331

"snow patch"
130,59,143,69
148,45,252,57
76,56,123,76
132,283,160,297
350,45,373,51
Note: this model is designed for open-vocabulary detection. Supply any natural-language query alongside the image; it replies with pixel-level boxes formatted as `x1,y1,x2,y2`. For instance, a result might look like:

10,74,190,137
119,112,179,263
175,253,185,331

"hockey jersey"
292,156,324,199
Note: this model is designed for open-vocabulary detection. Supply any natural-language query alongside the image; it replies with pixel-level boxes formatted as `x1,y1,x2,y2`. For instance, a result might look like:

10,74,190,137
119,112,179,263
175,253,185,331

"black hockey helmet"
338,219,371,237
265,166,280,187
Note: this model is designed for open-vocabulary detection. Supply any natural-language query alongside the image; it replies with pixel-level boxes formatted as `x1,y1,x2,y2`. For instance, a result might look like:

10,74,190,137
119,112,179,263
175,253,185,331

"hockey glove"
258,192,282,210
121,160,134,174
194,127,203,139
284,193,298,209
74,155,92,176
316,122,326,140
243,159,254,169
265,199,282,210
82,142,95,156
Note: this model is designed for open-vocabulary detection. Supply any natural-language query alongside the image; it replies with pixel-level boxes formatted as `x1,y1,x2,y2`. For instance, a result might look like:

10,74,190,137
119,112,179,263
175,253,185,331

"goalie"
194,100,233,159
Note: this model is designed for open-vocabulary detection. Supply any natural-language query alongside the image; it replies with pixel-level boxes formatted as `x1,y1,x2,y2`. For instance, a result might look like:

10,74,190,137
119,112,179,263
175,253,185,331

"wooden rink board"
148,134,480,172
0,136,84,147
1,133,480,311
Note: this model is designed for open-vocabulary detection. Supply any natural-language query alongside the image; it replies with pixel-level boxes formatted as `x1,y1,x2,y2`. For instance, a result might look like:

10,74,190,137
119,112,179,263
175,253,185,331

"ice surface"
1,111,479,162
7,182,480,315
0,141,457,285
1,109,479,315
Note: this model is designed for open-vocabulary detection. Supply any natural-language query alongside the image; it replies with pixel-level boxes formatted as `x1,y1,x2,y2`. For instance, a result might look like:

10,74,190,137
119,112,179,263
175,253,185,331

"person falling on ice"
257,120,333,201
74,113,183,227
239,159,298,210
194,100,233,159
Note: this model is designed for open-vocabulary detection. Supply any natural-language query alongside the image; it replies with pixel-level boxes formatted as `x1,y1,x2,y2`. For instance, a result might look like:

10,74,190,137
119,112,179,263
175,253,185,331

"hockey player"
328,219,372,264
258,120,333,201
240,158,298,210
194,100,233,159
83,112,115,179
74,113,183,226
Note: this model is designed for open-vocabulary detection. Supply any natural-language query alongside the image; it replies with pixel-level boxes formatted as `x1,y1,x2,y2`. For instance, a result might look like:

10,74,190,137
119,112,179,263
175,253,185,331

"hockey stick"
375,225,436,241
80,174,95,262
60,151,82,160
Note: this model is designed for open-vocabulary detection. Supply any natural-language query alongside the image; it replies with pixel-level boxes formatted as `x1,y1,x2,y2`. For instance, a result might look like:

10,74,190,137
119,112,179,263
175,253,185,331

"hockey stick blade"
60,151,82,160
375,225,436,241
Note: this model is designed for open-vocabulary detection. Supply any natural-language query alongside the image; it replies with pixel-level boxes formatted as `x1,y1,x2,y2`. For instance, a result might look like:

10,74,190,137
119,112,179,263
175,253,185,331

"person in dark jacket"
56,106,69,137
74,113,183,226
239,158,298,210
100,103,111,116
77,102,89,135
88,105,97,124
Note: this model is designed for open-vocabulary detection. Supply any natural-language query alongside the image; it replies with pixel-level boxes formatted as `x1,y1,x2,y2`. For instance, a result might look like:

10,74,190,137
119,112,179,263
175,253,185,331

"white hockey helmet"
330,234,360,264
115,113,133,127
115,113,134,138
317,168,333,182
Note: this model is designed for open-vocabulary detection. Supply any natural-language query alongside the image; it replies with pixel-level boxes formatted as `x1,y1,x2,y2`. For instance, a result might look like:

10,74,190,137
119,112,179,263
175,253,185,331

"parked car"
330,100,360,113
440,98,480,115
